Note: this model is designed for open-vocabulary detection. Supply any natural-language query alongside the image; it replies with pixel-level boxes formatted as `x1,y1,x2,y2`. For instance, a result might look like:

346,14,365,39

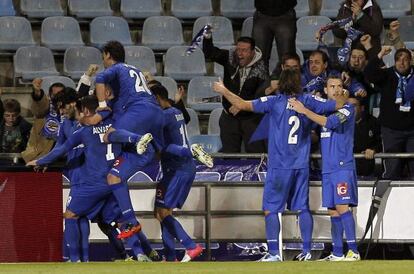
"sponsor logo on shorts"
337,182,348,196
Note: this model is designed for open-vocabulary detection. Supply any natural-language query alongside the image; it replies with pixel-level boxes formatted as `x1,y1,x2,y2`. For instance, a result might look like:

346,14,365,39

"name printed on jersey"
92,124,112,135
312,95,327,102
260,97,268,102
320,127,331,138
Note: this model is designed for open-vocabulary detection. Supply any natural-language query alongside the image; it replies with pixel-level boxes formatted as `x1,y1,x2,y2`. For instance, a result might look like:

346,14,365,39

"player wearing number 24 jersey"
213,69,345,261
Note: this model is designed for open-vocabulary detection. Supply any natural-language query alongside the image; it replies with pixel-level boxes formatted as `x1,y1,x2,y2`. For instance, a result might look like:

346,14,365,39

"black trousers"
219,111,266,153
252,9,297,69
381,126,414,179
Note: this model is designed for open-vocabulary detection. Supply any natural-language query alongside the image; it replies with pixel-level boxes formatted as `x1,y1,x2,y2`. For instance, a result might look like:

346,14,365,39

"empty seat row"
0,15,235,51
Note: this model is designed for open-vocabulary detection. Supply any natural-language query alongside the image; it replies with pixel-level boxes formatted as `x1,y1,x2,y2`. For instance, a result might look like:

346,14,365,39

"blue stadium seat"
20,0,64,18
187,76,222,111
141,16,184,51
208,107,223,135
0,16,35,50
153,76,177,100
377,0,411,19
214,63,224,78
14,46,59,81
398,16,414,49
90,16,133,48
121,0,162,19
185,108,200,137
171,0,212,19
189,135,222,153
41,76,76,94
63,46,102,79
127,171,154,183
320,0,342,18
295,0,310,17
220,0,254,19
194,171,221,181
241,17,253,37
296,16,333,51
69,0,113,18
0,0,16,16
41,16,84,51
164,46,206,81
224,172,243,181
193,16,234,47
125,46,157,75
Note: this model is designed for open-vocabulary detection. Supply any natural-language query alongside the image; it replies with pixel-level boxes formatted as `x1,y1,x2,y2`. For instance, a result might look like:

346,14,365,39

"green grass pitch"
1,261,414,274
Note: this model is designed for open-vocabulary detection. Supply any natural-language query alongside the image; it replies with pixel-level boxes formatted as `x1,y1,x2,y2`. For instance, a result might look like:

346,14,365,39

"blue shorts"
109,145,155,182
155,166,196,209
322,169,358,208
263,168,309,213
112,100,164,151
66,183,112,217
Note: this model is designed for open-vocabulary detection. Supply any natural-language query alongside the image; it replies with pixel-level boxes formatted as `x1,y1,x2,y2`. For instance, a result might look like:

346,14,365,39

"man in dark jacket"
203,36,268,153
333,0,383,55
364,46,414,179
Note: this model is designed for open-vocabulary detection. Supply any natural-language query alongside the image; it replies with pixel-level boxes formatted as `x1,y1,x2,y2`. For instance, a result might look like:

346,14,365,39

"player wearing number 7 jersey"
213,69,346,262
93,41,165,239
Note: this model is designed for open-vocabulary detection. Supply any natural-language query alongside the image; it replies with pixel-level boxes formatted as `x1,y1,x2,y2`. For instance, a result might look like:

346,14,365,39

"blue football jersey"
320,103,356,173
95,63,157,116
252,93,336,169
160,107,192,170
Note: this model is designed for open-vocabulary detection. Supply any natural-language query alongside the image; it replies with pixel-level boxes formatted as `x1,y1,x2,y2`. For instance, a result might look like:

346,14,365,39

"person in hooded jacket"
203,36,269,153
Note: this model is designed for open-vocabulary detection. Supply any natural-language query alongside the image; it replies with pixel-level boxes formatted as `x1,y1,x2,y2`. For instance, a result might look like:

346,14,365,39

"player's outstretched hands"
288,98,307,114
213,80,228,95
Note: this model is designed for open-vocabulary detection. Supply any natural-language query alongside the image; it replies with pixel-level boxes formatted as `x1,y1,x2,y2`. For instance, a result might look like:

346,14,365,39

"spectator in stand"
252,0,297,69
302,50,366,98
332,0,383,55
364,46,414,179
0,99,31,153
266,53,301,95
348,97,381,177
203,35,268,153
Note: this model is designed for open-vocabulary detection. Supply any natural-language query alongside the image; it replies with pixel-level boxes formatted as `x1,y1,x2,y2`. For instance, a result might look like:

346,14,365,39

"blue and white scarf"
395,68,413,112
186,25,212,56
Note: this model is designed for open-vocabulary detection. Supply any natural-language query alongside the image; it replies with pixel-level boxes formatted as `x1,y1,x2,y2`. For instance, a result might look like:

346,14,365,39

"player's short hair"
3,99,21,114
81,95,99,113
281,52,301,66
324,75,343,87
309,50,329,64
394,48,412,62
237,36,255,50
61,87,78,106
102,40,125,63
279,69,302,95
150,84,169,100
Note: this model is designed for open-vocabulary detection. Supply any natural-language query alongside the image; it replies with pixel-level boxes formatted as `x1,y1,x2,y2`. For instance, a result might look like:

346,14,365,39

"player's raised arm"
213,80,253,112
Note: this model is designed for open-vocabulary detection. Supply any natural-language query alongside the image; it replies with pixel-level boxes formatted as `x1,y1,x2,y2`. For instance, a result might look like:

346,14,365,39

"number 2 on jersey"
288,116,300,144
99,133,115,160
129,70,151,95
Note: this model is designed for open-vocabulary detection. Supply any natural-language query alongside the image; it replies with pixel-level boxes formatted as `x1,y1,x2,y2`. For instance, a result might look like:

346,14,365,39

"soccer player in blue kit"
213,69,347,261
93,41,165,239
289,76,360,261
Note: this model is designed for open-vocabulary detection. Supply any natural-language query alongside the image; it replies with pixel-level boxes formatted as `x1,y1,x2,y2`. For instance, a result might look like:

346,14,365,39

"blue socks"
65,218,80,262
265,213,280,256
331,216,344,256
299,210,313,254
162,215,196,250
161,223,177,261
110,183,139,226
137,231,153,256
165,144,192,158
78,217,90,262
107,129,141,144
340,211,358,253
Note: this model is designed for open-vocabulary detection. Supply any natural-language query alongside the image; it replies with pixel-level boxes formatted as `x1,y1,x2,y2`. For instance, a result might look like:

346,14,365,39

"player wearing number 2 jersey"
213,69,346,262
94,41,165,239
